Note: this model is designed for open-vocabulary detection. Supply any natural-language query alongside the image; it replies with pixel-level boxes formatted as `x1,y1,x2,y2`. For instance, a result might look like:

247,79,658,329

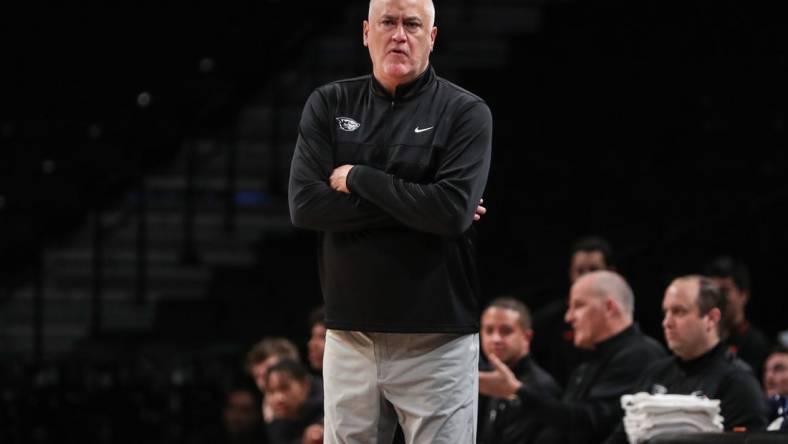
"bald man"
480,271,665,444
288,0,493,442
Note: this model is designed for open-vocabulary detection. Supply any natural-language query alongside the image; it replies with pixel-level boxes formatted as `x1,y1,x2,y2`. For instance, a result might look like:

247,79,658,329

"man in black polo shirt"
604,275,769,443
480,271,665,444
478,297,561,444
530,236,616,387
288,0,492,441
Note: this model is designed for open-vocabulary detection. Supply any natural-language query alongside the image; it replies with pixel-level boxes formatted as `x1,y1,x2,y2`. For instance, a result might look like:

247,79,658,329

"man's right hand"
479,353,522,399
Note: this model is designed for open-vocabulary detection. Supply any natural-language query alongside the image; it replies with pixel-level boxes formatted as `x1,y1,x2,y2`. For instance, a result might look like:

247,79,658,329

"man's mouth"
389,48,408,55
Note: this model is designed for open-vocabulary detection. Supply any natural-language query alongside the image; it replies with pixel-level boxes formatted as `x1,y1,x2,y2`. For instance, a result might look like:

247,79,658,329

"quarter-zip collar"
676,340,725,374
594,324,640,358
511,354,534,376
370,65,436,101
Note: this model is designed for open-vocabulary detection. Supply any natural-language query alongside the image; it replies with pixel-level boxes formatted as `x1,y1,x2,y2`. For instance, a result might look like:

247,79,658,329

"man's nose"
662,314,671,328
392,23,407,41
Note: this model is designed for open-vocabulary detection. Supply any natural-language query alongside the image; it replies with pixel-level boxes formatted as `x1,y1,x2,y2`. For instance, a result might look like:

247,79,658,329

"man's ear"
605,297,619,316
706,307,722,332
429,26,437,52
523,328,534,343
363,20,370,47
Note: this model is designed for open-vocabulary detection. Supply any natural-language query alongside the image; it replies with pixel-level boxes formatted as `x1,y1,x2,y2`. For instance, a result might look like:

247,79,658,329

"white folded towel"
621,392,724,444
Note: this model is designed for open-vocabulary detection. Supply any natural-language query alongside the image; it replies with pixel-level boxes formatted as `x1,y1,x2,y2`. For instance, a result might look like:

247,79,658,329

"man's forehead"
571,275,600,298
370,0,433,18
662,287,697,310
379,12,424,20
572,250,605,264
667,278,699,299
483,306,519,321
768,353,788,364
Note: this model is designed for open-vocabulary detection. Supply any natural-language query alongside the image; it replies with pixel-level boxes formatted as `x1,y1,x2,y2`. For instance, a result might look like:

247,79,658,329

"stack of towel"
621,392,724,444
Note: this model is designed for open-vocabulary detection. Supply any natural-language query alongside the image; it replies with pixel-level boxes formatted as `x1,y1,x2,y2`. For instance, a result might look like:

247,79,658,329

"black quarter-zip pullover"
288,66,492,333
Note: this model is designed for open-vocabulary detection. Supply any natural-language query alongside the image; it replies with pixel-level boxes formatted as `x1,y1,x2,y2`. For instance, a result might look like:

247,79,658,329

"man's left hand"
474,198,486,221
330,165,354,194
479,353,522,399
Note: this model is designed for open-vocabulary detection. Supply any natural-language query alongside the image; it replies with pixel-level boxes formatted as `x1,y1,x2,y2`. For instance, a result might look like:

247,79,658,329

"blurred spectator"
306,306,326,374
705,255,771,380
246,338,301,393
264,360,323,444
478,297,560,444
765,346,788,431
222,386,266,444
531,235,615,386
480,271,665,444
245,338,301,424
195,383,268,444
604,275,768,443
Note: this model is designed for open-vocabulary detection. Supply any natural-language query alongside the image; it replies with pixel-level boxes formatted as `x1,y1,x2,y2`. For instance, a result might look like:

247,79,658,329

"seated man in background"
194,384,268,444
246,337,301,394
531,236,616,387
264,360,323,444
306,305,326,375
480,270,665,444
604,275,769,443
478,297,561,444
764,346,788,431
704,255,771,380
245,337,301,422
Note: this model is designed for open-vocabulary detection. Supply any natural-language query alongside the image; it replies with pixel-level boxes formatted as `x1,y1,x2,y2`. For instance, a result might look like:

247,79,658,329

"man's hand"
330,164,354,194
262,397,274,423
474,198,486,221
479,353,522,399
302,423,324,444
329,168,486,221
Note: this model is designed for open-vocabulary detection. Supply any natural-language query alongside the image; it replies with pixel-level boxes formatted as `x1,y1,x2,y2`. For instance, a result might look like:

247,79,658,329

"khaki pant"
323,330,479,444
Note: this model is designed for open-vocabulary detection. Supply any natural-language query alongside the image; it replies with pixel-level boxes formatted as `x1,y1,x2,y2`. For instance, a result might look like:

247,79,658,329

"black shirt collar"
370,65,435,101
511,355,533,375
595,324,640,357
676,340,725,373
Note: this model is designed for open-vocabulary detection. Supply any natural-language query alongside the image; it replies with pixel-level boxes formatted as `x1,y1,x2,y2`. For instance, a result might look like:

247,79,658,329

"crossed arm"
329,164,487,222
289,88,492,234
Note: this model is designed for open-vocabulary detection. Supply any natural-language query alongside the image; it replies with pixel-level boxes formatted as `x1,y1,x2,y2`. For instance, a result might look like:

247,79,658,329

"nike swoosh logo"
414,126,434,133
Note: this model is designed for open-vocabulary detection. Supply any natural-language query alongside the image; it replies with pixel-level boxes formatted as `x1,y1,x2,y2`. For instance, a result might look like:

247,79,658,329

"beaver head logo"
336,117,361,132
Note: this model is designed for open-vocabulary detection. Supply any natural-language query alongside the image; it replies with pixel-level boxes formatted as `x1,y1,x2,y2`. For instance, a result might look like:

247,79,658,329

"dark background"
1,1,785,442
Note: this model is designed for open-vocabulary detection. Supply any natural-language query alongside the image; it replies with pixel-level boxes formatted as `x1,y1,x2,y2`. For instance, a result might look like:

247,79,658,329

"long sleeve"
288,89,399,232
717,369,769,431
522,335,665,444
345,101,492,236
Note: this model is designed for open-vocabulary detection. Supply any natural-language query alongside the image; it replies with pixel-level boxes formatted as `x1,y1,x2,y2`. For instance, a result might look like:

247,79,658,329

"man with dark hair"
264,360,324,444
478,297,560,444
306,305,326,373
764,346,788,430
194,382,269,444
480,271,665,444
604,275,769,443
246,338,302,425
531,235,617,386
704,255,771,380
